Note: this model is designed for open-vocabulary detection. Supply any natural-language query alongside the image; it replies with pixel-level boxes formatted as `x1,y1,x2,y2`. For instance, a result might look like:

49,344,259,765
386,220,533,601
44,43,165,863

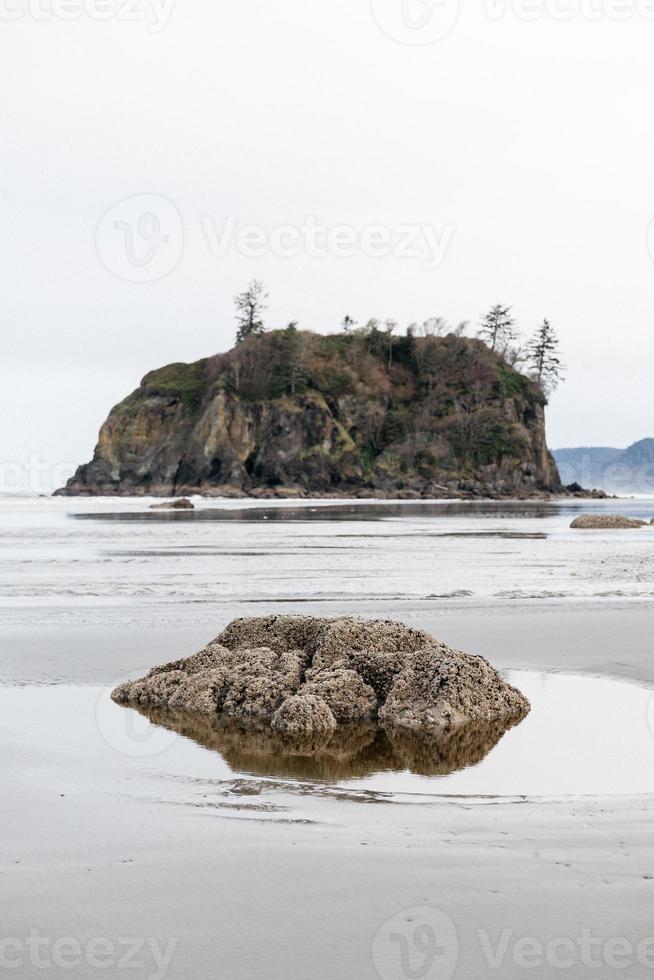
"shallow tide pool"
4,670,654,801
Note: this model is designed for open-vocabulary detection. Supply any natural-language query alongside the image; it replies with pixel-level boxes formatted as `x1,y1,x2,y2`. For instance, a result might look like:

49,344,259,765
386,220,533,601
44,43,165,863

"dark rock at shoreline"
149,498,194,510
565,482,609,500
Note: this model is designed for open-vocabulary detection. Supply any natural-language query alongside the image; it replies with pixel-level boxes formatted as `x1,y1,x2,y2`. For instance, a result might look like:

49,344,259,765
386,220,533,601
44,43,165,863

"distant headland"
554,439,654,495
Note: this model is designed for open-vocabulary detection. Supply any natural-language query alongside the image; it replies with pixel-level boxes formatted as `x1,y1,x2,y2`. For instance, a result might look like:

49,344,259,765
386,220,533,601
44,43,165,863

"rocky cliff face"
58,329,561,498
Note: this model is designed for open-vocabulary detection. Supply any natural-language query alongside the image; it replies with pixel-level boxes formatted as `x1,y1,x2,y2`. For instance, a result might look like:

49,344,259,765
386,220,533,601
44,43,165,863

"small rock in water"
570,514,645,529
149,498,194,511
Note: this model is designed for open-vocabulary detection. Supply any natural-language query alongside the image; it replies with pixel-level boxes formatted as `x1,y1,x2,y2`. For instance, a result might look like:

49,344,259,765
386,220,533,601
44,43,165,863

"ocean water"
1,496,654,633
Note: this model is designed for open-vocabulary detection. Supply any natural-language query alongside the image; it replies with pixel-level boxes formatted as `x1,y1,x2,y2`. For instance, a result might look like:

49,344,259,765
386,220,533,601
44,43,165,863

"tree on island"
502,340,527,370
234,279,268,343
479,304,517,353
527,318,564,395
275,321,307,396
383,318,398,368
422,317,448,337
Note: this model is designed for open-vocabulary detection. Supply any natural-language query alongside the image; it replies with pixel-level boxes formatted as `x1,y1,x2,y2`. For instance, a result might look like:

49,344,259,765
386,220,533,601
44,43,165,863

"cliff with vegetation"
57,328,562,498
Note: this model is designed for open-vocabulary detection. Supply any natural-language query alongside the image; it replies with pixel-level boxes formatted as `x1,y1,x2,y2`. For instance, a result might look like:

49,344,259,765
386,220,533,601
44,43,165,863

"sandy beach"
3,497,654,979
4,685,654,978
8,3,654,974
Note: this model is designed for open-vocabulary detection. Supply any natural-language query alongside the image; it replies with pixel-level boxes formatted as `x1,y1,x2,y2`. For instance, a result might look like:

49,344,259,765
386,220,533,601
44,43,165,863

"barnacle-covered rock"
112,616,530,743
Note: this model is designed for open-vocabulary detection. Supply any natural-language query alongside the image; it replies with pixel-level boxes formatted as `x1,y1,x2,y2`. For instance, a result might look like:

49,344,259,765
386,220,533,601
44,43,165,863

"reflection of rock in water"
386,717,525,777
130,702,526,780
113,615,530,749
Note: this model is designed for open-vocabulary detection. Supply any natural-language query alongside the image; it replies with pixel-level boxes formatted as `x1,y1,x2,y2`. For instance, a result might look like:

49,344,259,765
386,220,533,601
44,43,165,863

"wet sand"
4,497,654,978
3,607,654,979
4,726,654,979
4,601,654,689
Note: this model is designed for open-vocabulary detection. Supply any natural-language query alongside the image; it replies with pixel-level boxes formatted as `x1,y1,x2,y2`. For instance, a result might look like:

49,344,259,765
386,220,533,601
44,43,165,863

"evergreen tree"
527,318,564,395
479,304,516,352
363,318,385,359
275,323,306,396
404,323,418,366
234,279,268,344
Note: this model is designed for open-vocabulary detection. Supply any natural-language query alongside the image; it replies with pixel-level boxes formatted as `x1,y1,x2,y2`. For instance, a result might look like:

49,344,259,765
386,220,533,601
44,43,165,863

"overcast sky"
2,0,654,492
